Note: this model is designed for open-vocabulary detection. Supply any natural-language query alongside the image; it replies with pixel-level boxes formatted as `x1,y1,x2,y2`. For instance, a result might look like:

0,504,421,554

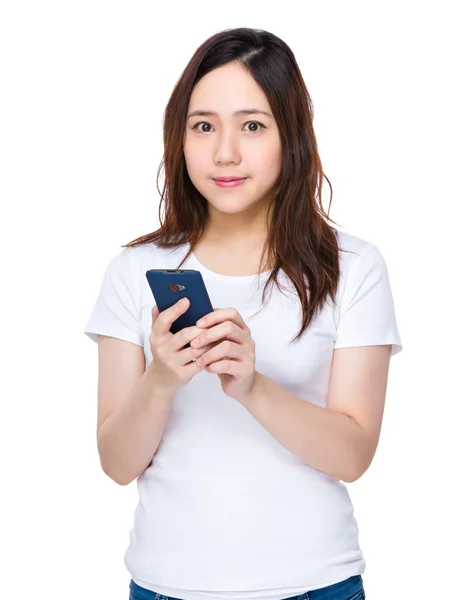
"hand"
190,307,257,402
149,298,219,394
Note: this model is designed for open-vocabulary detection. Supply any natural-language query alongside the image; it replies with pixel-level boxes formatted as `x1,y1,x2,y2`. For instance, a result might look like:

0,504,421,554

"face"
183,62,282,218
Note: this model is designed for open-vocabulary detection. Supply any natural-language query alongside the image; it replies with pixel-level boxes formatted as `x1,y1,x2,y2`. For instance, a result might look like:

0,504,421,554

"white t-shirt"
84,229,403,600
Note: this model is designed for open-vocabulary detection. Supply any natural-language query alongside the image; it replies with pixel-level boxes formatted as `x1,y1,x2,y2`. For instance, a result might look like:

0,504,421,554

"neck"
202,197,273,247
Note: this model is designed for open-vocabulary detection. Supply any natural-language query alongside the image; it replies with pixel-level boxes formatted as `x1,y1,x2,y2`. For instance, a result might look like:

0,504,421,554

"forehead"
188,63,271,113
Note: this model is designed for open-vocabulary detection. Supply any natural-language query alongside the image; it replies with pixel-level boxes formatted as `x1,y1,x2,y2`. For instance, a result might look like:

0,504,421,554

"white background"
1,1,472,598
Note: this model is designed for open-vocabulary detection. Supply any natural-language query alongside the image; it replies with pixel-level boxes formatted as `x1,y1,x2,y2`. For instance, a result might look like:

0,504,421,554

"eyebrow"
187,108,273,121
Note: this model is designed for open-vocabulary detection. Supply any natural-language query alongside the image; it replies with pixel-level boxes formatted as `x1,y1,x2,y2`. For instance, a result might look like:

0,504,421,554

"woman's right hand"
149,297,216,393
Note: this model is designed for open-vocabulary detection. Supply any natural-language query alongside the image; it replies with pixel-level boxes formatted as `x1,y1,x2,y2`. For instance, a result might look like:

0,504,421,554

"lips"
213,177,247,188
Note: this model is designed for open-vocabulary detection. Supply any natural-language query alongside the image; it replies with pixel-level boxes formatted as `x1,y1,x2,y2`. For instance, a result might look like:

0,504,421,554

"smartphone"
145,269,214,347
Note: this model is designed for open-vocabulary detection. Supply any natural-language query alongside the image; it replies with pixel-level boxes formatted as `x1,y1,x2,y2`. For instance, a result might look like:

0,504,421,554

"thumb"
151,305,159,327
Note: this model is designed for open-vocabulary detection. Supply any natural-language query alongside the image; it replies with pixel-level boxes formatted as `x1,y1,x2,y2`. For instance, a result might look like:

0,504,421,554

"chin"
210,203,253,215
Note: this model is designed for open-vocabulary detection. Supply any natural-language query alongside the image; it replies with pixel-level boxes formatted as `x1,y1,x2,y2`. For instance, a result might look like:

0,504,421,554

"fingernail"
196,318,205,326
180,297,188,306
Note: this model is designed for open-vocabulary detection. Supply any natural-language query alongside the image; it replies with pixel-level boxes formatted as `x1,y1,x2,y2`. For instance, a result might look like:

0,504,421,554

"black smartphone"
145,269,214,346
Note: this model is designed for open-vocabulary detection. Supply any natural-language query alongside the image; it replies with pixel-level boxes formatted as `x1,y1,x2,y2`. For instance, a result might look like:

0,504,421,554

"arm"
239,344,392,483
96,337,175,486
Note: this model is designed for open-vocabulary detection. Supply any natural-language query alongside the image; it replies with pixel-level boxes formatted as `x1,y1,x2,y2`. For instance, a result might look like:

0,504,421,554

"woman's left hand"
190,307,256,402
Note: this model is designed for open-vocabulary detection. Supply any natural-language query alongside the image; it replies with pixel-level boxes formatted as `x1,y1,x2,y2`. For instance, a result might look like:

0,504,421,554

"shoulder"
114,241,190,269
334,229,388,292
117,241,192,306
100,242,188,299
335,228,379,262
335,228,389,272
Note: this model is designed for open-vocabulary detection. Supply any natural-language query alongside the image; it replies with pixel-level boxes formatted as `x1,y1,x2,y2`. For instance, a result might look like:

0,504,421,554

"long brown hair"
124,27,348,344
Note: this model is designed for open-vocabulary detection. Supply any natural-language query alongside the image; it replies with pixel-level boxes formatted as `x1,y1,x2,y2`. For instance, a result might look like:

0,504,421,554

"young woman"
85,27,402,600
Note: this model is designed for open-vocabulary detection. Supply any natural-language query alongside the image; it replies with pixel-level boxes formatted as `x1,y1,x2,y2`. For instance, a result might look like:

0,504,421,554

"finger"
168,324,207,352
181,357,207,377
154,297,189,337
204,358,245,376
197,340,245,367
197,307,248,331
151,305,159,328
176,340,220,367
191,321,246,349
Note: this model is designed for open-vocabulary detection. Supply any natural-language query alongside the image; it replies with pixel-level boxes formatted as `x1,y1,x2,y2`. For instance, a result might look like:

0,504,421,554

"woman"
85,27,402,600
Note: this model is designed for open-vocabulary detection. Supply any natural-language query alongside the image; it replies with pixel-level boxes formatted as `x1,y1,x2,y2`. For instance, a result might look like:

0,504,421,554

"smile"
213,178,247,188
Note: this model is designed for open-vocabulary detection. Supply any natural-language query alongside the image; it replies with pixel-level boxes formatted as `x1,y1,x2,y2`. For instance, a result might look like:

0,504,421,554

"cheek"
184,143,208,179
251,146,282,182
249,131,281,169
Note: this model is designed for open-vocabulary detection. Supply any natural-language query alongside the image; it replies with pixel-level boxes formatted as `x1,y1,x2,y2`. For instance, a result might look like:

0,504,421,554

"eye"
191,121,266,134
243,121,266,133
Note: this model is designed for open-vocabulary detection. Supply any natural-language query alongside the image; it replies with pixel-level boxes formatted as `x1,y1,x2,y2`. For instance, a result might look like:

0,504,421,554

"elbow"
342,471,361,484
342,468,363,484
98,442,135,486
114,474,132,486
100,459,133,487
343,433,376,483
343,457,372,483
106,469,133,486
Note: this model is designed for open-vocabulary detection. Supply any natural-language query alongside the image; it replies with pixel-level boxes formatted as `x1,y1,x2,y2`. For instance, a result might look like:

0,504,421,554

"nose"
213,130,242,165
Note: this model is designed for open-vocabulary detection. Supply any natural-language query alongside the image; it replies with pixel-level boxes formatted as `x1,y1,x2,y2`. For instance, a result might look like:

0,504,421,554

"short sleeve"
334,244,403,356
83,247,143,346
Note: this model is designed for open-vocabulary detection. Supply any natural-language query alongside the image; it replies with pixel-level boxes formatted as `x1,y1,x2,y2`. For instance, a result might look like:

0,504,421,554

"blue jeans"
129,575,365,600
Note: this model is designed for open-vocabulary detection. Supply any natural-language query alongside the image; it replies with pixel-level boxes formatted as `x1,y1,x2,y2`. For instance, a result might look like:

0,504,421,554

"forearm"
241,372,370,482
97,361,175,485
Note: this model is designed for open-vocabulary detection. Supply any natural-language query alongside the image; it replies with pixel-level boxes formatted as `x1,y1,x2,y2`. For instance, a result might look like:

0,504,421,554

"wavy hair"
124,27,347,343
